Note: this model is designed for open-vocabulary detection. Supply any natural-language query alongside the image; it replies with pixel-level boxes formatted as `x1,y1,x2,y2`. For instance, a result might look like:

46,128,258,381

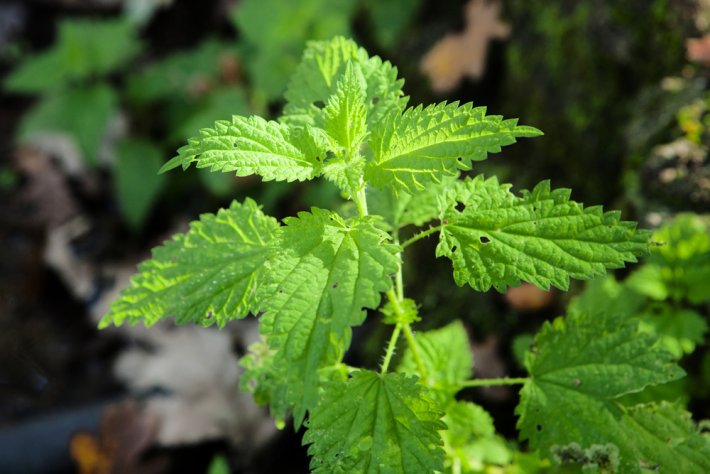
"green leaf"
18,85,117,165
206,455,230,474
442,401,513,472
367,175,459,230
629,214,710,304
101,198,278,328
162,115,331,182
232,0,356,100
281,36,406,129
618,402,710,473
5,19,140,93
323,61,368,151
174,87,251,142
363,0,421,50
115,139,166,230
365,103,541,193
397,320,472,401
257,210,399,424
320,62,368,197
126,39,235,102
516,310,686,471
569,275,646,318
437,176,650,292
240,338,291,425
304,370,445,474
638,305,708,359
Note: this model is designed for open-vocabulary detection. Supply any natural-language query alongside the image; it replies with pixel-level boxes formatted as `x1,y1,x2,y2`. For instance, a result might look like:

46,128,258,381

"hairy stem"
380,323,402,374
355,185,369,217
392,232,404,301
401,224,444,250
460,377,528,388
401,321,427,379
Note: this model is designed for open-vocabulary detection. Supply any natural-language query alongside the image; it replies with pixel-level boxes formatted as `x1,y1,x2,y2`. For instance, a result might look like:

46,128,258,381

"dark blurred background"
1,1,709,473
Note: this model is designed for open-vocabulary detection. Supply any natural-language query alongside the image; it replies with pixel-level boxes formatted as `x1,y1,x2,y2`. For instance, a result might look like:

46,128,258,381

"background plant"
98,37,710,473
4,2,710,473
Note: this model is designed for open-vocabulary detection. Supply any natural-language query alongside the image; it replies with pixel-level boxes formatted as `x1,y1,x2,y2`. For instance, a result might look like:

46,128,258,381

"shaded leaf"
517,311,685,472
304,371,445,474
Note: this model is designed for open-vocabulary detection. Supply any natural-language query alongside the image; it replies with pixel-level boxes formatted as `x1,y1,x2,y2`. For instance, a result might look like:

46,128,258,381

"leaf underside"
101,198,278,328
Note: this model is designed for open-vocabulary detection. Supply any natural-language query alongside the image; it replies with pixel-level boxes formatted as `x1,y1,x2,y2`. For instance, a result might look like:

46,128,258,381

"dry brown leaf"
114,323,276,448
13,147,79,229
687,34,710,65
70,432,111,474
505,283,555,311
70,400,164,474
471,335,510,401
421,0,510,92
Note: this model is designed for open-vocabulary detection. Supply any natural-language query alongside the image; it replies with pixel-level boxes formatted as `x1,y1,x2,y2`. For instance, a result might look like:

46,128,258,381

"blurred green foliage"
5,19,140,93
572,214,710,381
503,0,688,203
3,1,710,470
4,1,425,230
115,139,166,230
18,84,117,166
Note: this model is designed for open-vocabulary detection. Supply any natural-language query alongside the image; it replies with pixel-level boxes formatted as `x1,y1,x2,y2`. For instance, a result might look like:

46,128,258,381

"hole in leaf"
233,141,239,148
455,202,465,212
536,424,542,432
323,151,336,163
371,96,380,105
480,236,491,244
314,100,325,109
451,245,457,252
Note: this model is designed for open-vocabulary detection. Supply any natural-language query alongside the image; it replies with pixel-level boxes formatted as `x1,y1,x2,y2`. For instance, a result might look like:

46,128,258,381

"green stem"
392,232,404,301
401,322,427,379
385,288,404,318
380,323,402,374
401,225,444,250
355,185,369,216
460,377,528,388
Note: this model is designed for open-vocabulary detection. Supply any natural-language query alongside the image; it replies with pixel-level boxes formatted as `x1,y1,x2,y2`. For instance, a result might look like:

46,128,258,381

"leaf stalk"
460,377,528,388
401,224,445,250
380,323,402,374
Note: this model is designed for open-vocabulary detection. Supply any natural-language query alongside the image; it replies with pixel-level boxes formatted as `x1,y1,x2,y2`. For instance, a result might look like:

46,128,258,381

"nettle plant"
102,38,710,473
